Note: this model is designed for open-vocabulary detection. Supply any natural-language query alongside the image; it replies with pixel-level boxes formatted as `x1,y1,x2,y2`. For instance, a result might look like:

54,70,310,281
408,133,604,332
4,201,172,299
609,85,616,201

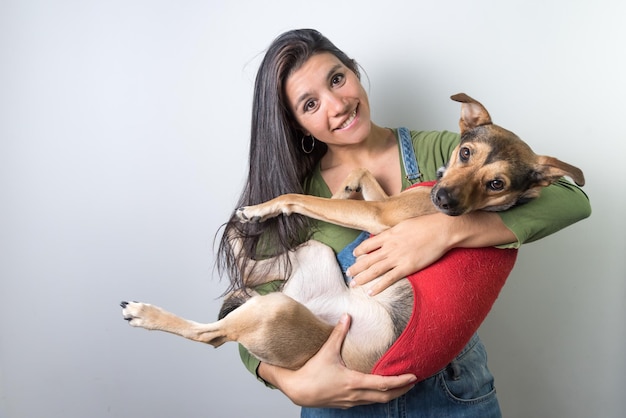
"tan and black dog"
121,93,585,374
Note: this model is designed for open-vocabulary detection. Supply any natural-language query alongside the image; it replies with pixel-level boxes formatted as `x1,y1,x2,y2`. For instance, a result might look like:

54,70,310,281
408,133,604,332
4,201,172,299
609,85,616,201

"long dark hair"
216,29,360,292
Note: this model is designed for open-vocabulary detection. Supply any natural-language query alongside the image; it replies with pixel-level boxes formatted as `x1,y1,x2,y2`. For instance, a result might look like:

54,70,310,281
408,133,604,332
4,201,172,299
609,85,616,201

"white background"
1,1,624,417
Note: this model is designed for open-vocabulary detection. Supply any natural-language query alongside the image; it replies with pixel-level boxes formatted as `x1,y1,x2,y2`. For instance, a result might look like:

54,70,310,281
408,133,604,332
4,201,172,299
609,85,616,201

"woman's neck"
320,124,393,170
319,125,402,196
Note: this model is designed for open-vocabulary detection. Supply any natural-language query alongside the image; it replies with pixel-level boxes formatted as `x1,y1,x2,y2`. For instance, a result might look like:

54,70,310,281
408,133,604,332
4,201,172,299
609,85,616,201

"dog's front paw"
344,182,362,194
121,301,162,330
236,203,285,223
235,207,263,223
332,169,369,199
331,183,362,200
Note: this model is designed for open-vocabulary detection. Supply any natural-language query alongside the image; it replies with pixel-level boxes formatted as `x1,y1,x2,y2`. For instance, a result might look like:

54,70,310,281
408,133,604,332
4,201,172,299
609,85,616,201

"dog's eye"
487,180,505,191
459,147,471,162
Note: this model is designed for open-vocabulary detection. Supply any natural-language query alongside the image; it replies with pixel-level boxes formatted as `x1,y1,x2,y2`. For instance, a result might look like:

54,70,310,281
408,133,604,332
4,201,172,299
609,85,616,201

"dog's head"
431,93,585,216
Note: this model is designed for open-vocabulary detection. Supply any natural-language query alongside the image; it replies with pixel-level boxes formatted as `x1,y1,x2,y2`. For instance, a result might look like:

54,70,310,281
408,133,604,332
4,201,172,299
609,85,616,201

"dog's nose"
434,188,455,210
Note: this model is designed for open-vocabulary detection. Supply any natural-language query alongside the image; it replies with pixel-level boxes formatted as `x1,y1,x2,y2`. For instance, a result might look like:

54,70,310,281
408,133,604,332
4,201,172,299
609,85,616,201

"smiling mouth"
336,108,358,130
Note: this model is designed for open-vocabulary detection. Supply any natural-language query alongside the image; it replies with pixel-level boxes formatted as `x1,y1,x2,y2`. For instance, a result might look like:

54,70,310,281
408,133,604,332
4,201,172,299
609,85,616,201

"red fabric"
371,182,518,379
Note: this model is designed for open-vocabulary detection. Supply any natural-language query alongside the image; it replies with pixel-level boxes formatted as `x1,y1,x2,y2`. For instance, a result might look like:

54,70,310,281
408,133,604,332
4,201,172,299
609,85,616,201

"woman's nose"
326,92,350,115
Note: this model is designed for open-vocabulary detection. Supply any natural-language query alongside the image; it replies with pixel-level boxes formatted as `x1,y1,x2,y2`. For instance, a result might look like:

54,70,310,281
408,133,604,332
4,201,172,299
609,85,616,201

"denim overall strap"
336,127,421,282
398,127,422,183
336,231,369,283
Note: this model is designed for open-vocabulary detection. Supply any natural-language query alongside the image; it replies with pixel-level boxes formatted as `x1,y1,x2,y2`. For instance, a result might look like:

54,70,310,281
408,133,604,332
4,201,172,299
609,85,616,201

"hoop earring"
301,135,315,154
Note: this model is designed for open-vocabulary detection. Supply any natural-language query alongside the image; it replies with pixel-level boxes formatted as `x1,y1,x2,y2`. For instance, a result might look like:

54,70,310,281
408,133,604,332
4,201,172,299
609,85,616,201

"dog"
121,93,585,377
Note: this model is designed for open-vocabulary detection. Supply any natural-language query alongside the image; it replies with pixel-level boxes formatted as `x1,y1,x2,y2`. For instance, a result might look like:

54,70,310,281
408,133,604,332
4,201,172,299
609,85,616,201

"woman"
217,29,590,417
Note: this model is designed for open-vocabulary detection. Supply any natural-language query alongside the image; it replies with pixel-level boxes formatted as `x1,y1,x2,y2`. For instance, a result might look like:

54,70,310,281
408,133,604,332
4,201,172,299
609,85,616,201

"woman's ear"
295,125,310,137
288,118,308,137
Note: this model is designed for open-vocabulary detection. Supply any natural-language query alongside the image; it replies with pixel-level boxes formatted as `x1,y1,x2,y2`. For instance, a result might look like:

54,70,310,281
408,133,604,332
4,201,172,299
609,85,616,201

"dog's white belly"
302,287,397,371
308,289,395,342
281,241,396,367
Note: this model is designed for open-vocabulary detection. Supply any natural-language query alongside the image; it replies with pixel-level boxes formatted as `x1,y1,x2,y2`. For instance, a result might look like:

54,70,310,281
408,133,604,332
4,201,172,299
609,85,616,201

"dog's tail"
217,288,255,320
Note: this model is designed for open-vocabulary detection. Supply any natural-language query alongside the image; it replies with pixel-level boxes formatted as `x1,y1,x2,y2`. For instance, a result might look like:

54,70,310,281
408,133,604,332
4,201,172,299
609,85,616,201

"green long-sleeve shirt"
238,128,591,382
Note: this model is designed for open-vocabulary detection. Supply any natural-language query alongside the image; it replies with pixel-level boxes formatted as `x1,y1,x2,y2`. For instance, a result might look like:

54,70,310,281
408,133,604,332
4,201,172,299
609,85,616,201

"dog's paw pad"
235,207,248,221
344,185,362,193
236,207,263,223
121,301,147,326
236,208,261,223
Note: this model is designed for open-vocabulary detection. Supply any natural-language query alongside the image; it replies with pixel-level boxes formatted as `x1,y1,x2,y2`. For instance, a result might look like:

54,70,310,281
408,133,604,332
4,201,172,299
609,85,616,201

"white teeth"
338,109,357,130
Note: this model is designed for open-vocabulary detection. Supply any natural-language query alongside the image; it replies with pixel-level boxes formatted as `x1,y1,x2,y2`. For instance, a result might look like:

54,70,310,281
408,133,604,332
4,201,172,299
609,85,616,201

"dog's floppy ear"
531,156,586,187
451,93,493,134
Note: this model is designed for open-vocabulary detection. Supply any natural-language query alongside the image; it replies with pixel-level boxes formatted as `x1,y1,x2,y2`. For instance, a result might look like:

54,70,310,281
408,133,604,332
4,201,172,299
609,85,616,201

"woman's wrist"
257,361,283,389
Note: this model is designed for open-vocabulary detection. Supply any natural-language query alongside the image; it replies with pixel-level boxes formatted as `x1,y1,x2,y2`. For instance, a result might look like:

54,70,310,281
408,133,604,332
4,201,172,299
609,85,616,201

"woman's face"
285,52,371,147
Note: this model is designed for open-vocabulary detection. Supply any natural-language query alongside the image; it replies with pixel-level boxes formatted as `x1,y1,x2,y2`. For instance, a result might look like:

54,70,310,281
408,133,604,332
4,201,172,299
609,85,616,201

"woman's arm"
348,179,591,296
256,314,417,408
348,211,514,295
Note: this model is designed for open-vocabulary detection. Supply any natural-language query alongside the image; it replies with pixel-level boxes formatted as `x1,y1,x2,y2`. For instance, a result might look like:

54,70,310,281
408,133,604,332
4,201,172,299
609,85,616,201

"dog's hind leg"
121,292,333,370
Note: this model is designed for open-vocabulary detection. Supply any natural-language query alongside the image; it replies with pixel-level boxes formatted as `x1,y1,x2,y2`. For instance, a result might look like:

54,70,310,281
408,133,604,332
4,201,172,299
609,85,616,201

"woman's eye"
331,73,344,86
459,147,471,161
304,100,317,112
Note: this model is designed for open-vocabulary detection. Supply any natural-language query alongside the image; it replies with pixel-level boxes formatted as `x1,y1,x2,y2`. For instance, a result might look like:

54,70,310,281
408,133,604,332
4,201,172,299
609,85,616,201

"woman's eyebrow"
325,63,343,81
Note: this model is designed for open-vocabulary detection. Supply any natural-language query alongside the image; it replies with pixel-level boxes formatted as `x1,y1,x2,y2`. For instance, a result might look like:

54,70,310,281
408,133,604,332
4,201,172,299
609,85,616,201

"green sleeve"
497,178,591,248
238,344,270,386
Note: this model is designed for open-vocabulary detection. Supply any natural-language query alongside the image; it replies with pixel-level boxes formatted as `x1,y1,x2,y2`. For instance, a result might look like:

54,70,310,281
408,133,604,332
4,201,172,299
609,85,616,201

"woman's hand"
257,314,417,408
347,212,517,295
